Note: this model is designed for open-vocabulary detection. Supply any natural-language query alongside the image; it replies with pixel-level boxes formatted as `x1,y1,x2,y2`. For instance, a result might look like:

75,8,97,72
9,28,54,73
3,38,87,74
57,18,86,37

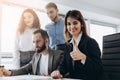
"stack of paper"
0,75,52,80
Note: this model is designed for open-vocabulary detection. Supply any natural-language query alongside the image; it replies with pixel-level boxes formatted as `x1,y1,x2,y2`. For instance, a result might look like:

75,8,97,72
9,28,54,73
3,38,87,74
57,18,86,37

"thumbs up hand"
70,41,86,62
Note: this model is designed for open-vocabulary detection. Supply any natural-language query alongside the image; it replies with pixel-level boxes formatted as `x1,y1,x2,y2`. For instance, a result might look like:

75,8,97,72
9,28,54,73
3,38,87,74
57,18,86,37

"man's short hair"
33,29,49,40
45,2,58,9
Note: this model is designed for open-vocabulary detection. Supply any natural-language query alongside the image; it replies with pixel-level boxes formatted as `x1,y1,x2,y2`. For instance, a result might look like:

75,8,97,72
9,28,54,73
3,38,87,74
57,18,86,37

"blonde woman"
15,8,40,67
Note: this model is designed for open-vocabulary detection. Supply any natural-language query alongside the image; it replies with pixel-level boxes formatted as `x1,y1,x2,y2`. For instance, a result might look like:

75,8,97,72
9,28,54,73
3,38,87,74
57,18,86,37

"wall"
2,0,120,26
0,1,2,51
117,26,120,33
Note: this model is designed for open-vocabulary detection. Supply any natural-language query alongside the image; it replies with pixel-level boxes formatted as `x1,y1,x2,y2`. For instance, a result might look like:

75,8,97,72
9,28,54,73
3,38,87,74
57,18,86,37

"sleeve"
11,54,37,76
57,53,67,76
11,61,32,76
57,44,71,76
85,38,102,69
76,38,103,79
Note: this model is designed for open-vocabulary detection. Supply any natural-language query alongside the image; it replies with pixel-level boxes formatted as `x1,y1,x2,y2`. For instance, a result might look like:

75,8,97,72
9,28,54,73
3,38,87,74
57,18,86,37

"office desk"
0,75,81,80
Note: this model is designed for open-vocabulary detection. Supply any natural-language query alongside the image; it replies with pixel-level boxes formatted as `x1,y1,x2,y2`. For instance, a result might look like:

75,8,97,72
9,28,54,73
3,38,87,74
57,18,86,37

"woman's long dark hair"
64,10,88,42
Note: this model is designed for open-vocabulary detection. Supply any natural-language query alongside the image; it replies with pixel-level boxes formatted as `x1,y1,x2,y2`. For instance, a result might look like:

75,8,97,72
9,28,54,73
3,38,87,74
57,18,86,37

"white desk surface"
0,75,81,80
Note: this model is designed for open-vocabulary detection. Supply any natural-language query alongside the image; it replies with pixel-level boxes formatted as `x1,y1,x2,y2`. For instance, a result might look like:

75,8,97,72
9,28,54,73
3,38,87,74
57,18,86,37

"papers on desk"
0,75,52,80
0,75,81,80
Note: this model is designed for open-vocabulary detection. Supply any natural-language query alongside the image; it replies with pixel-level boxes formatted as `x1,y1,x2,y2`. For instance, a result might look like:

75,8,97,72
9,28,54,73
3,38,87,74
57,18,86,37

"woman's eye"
73,21,78,25
67,23,71,26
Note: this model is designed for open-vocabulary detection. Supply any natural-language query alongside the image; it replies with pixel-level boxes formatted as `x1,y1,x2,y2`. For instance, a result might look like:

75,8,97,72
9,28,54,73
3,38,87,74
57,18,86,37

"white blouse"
14,27,37,68
15,28,37,51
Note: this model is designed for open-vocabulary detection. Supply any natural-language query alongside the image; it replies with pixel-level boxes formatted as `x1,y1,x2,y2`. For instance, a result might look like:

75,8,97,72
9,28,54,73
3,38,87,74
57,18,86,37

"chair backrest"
102,33,120,80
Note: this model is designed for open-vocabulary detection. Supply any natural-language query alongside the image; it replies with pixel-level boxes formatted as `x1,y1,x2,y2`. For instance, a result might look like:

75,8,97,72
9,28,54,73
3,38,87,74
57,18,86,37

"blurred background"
0,0,120,69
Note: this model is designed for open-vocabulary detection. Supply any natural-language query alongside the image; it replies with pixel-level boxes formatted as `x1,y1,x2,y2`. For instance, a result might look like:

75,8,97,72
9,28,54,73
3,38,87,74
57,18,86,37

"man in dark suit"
1,29,64,76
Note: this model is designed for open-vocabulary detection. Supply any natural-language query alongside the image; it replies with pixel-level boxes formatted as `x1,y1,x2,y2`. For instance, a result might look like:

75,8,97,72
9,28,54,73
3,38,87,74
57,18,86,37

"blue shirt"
45,18,65,48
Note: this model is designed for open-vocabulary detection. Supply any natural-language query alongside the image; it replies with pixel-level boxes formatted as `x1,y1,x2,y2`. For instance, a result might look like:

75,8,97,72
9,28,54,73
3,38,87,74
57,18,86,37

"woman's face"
23,12,34,27
67,17,82,37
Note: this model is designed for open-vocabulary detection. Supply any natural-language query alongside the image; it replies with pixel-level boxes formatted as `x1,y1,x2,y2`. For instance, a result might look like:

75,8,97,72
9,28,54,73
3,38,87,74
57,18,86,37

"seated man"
1,29,64,76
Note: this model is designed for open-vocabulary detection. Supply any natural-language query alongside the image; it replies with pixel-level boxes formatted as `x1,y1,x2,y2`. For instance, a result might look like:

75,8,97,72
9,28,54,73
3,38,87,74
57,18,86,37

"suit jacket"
58,33,103,80
11,48,64,76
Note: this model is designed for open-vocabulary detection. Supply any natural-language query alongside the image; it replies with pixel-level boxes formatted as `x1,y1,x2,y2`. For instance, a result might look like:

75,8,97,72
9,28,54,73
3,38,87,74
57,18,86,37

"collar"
70,31,83,46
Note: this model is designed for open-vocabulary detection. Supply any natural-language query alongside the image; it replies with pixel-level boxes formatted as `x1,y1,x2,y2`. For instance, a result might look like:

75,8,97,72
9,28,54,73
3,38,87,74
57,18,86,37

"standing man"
45,2,64,48
1,29,64,76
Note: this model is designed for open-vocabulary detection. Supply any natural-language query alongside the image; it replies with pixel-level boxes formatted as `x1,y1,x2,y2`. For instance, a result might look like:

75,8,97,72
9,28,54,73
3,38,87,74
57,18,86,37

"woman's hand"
51,70,63,79
70,42,86,62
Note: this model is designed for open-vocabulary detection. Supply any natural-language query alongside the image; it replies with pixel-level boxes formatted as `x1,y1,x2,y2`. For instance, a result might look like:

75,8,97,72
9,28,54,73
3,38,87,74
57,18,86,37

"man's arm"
2,61,32,76
11,61,32,76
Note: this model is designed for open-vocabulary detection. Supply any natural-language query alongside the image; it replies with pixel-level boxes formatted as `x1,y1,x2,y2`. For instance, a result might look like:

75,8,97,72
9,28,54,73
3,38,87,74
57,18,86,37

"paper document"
0,75,81,80
0,75,52,80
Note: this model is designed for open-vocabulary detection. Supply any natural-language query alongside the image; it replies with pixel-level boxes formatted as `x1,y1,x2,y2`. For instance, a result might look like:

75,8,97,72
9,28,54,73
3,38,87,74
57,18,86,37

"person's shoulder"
30,52,38,60
51,49,64,55
32,52,37,56
85,35,98,45
60,18,64,21
53,49,64,53
59,18,64,23
45,23,53,28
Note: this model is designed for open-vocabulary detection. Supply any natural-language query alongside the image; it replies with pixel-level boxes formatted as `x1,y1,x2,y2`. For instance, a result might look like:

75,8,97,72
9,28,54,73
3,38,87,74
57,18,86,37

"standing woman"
15,8,40,67
51,10,103,80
